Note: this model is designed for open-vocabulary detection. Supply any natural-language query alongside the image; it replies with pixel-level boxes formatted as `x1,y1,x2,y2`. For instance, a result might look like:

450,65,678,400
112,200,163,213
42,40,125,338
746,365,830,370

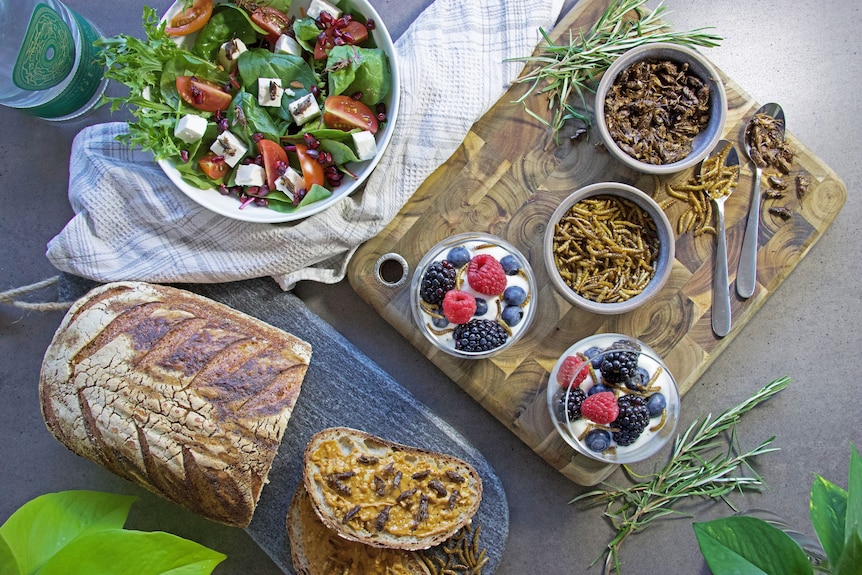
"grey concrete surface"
2,1,860,574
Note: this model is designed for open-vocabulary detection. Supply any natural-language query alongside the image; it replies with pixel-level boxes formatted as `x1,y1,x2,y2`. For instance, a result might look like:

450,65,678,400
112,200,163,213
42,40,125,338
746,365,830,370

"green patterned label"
14,4,105,119
13,4,75,90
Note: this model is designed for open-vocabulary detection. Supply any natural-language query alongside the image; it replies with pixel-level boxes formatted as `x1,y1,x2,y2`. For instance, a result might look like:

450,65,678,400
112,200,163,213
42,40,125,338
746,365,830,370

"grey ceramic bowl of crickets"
595,42,727,175
543,182,675,315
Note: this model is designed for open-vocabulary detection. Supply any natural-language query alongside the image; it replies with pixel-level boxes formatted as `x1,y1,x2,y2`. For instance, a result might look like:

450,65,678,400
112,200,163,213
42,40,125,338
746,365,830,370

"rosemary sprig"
570,376,791,575
508,0,723,143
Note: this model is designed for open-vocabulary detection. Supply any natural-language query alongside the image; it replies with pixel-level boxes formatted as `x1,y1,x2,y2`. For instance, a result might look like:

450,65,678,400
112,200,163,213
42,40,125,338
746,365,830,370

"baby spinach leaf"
266,184,332,213
693,516,813,575
326,46,391,107
0,490,135,575
159,53,228,109
320,138,360,165
237,49,316,95
38,529,225,575
292,17,321,53
193,4,261,61
228,91,285,144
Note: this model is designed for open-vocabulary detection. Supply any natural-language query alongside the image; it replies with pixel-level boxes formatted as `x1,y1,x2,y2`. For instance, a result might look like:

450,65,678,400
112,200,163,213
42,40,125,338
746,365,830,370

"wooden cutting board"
347,0,846,485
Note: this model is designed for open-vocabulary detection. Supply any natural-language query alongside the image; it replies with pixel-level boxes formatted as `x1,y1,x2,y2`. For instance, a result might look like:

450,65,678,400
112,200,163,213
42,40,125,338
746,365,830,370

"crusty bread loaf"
287,485,431,575
39,281,312,527
302,427,482,551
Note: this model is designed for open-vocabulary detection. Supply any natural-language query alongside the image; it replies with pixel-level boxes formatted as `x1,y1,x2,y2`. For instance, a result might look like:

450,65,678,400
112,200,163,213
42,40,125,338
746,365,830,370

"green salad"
98,0,392,214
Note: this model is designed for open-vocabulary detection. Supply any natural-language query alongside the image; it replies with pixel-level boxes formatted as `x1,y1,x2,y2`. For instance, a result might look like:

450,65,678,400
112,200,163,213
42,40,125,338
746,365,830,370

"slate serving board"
346,0,847,485
58,274,509,574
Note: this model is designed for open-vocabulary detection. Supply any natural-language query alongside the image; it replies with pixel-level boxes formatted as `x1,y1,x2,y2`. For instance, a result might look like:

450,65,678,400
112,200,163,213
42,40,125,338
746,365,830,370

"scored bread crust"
39,281,312,527
287,485,431,575
302,427,483,551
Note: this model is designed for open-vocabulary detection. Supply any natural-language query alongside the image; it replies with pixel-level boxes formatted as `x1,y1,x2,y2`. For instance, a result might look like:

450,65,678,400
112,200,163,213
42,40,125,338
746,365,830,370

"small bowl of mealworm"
547,334,680,464
595,43,727,175
543,182,675,314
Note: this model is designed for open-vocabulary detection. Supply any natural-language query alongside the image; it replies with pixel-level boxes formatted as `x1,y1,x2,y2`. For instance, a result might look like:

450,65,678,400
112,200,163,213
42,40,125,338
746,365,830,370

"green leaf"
0,491,135,575
326,46,391,106
811,474,848,567
0,535,21,575
192,4,260,61
37,529,225,575
693,516,813,575
848,445,862,545
834,530,862,575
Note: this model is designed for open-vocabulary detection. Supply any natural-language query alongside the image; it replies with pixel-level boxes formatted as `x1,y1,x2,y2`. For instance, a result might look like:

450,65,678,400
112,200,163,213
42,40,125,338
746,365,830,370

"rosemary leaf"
508,0,722,143
569,376,791,575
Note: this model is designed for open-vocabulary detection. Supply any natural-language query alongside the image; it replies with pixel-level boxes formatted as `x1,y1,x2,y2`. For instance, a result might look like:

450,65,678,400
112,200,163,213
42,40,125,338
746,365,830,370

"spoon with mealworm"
699,139,739,337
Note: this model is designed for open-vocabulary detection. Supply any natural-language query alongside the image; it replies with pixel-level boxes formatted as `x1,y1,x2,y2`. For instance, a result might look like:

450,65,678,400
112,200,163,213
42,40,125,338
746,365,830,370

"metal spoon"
737,102,785,298
700,139,739,337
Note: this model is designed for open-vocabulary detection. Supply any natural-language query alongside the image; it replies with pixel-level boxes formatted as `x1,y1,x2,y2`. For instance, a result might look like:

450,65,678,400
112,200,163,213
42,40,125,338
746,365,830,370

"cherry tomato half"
176,76,232,113
313,21,369,60
323,95,378,134
295,143,326,189
257,139,288,191
198,152,229,180
165,0,213,36
251,7,291,44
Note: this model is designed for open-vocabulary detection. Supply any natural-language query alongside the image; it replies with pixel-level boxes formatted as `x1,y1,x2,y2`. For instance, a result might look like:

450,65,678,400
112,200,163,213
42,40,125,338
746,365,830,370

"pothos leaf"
693,516,813,575
0,490,135,575
810,474,848,568
37,529,225,575
847,445,862,547
834,530,862,575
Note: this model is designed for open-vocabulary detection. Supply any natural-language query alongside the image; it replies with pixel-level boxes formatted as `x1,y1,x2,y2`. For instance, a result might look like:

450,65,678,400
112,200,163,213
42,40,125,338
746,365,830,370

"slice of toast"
302,427,483,550
287,485,430,575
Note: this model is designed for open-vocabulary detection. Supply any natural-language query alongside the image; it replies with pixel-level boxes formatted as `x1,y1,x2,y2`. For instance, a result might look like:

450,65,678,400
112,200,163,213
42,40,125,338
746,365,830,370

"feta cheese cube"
288,93,321,125
275,166,306,200
274,34,302,57
306,0,341,20
352,130,377,161
234,164,266,187
258,77,284,108
217,38,247,72
174,114,208,144
209,131,247,168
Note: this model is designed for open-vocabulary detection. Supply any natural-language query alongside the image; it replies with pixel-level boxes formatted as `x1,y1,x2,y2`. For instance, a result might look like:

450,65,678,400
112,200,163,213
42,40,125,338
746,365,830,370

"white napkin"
47,0,565,290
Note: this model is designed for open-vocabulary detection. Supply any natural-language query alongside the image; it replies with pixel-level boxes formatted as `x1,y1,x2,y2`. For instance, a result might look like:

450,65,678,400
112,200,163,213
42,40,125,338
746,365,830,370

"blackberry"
555,387,586,422
600,340,641,384
453,319,508,353
420,260,456,305
612,395,650,446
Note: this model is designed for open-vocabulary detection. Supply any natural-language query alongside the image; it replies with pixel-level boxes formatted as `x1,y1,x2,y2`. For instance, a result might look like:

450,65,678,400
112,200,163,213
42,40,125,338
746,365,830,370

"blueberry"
587,383,612,396
646,393,667,417
500,254,521,275
474,297,488,316
446,246,470,268
584,346,603,369
503,285,527,306
625,367,651,391
501,305,523,327
584,429,612,452
432,316,449,328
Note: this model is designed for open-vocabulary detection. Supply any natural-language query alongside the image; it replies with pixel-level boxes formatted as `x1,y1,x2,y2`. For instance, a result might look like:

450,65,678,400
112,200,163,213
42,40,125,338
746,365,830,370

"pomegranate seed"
334,36,345,46
305,148,320,160
218,184,230,195
217,117,229,132
366,19,376,30
293,188,307,206
303,132,320,149
350,91,363,101
253,154,263,165
180,150,190,162
342,32,355,43
247,186,260,196
319,11,333,25
252,133,264,143
254,197,268,206
275,160,288,176
310,85,321,98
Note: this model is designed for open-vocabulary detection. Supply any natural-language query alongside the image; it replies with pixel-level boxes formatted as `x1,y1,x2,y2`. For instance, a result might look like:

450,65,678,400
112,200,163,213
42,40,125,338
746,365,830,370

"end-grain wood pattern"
347,0,846,485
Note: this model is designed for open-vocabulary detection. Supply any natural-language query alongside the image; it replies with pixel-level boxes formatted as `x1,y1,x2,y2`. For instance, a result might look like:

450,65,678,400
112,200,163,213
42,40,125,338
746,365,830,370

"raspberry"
466,254,507,296
442,290,476,324
556,355,589,388
580,391,619,425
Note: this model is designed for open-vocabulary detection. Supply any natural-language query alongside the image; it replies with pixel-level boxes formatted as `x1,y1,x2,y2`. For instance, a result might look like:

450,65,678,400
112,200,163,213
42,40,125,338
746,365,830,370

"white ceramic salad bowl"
159,0,400,223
